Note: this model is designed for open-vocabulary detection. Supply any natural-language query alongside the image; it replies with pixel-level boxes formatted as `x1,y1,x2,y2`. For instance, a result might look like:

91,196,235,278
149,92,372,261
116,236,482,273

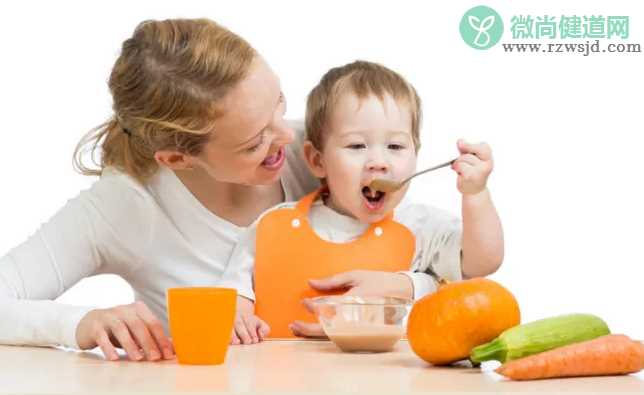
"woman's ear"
154,150,194,170
303,141,326,178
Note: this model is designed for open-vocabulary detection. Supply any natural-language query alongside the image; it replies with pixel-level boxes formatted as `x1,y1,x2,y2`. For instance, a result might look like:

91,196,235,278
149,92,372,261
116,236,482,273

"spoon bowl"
368,158,456,193
368,178,402,193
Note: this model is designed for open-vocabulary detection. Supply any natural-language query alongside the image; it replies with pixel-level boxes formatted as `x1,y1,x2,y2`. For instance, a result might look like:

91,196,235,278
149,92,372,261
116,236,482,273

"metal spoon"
424,262,449,287
368,158,456,193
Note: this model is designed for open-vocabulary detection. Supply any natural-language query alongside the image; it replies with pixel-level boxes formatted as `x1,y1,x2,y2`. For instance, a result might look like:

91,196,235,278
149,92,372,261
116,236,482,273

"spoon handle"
401,158,456,185
424,263,449,286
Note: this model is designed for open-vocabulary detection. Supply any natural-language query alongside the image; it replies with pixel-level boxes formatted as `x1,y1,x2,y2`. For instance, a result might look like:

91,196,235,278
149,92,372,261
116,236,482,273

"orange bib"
254,189,416,338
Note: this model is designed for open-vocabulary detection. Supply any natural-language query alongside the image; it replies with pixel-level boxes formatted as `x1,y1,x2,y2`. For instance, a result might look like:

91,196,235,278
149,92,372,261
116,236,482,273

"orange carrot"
495,334,644,380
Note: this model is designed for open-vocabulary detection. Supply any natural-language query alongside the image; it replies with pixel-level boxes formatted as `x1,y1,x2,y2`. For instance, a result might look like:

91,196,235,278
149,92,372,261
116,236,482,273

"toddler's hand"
308,270,413,300
230,296,270,345
451,139,493,195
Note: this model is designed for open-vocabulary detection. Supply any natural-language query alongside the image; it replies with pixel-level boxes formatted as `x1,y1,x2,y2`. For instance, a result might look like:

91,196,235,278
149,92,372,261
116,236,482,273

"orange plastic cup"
167,287,237,365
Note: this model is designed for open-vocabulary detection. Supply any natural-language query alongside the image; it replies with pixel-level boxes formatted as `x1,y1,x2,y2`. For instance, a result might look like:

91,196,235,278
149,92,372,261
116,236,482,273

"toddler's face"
315,93,417,223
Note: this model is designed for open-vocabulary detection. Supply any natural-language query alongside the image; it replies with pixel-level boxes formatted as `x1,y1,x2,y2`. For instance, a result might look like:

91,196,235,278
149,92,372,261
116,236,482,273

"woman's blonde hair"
74,18,256,182
305,60,422,152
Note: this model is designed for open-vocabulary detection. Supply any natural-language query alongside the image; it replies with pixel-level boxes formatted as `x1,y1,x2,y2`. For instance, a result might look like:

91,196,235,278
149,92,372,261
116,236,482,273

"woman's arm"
0,173,173,361
0,191,108,348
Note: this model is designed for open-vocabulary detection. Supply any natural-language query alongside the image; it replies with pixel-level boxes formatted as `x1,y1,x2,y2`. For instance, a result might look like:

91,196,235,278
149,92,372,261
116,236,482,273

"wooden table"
1,340,642,394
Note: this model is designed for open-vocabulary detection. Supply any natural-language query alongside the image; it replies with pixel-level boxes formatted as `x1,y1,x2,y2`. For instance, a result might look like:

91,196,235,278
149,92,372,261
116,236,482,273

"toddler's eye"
388,144,406,150
346,143,366,150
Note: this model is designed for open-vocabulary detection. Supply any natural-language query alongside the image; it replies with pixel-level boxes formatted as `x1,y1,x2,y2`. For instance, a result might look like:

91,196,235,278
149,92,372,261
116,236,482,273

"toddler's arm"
220,216,268,344
451,139,504,277
230,295,270,345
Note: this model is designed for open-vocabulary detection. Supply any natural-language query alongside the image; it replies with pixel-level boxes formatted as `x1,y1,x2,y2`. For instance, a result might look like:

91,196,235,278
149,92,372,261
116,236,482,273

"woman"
0,18,413,361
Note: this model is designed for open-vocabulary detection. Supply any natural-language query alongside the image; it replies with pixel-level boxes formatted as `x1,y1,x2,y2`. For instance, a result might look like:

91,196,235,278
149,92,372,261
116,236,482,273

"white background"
1,0,642,337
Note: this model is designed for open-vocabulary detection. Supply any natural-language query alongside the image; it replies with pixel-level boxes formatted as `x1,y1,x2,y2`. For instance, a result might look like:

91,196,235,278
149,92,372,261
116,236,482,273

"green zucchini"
470,313,610,363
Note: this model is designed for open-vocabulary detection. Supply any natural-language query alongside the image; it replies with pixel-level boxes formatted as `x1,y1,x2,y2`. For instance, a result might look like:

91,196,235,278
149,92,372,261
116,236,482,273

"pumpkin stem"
469,338,507,363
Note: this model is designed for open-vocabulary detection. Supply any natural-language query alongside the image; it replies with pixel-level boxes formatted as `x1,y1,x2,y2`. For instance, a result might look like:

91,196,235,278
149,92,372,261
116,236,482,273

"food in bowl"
310,295,410,352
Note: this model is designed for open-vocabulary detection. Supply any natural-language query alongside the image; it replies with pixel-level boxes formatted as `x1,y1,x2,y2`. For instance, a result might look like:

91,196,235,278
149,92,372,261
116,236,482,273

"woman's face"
191,57,293,186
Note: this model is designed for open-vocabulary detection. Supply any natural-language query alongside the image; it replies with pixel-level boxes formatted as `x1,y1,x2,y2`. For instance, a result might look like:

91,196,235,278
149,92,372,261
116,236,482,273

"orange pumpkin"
407,278,520,365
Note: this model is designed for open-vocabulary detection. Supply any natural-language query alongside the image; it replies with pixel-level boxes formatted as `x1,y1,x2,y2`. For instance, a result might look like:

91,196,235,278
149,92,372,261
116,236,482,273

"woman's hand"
231,295,270,345
289,270,413,338
75,301,174,362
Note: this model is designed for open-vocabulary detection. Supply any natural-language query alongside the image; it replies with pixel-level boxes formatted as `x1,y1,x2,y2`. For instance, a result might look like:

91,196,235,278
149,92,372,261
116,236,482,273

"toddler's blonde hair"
305,60,422,152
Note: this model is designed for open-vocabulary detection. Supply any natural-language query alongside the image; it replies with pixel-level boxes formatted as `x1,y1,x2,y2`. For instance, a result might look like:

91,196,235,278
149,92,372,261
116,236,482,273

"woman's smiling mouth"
260,147,286,171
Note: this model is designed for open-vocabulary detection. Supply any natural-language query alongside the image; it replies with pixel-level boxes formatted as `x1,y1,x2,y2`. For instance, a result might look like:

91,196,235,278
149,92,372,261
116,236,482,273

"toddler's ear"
303,141,327,178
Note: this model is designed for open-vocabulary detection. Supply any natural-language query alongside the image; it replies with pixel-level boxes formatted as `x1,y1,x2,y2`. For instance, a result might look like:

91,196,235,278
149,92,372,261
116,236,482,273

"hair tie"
115,114,132,137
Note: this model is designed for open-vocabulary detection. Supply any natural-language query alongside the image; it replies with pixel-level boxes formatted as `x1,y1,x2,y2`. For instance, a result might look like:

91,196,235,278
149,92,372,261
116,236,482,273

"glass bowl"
310,295,411,353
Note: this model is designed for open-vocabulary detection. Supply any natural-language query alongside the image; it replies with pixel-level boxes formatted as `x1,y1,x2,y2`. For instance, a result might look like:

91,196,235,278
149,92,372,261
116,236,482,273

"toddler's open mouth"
361,186,385,211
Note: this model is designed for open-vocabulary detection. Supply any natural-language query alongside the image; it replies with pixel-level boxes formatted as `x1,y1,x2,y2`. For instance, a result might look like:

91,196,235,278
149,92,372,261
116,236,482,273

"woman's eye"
246,133,266,153
246,143,262,153
388,144,406,150
346,143,366,149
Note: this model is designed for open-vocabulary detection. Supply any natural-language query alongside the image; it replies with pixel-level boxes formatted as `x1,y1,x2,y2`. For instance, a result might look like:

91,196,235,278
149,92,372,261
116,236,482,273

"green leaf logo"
460,6,504,50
